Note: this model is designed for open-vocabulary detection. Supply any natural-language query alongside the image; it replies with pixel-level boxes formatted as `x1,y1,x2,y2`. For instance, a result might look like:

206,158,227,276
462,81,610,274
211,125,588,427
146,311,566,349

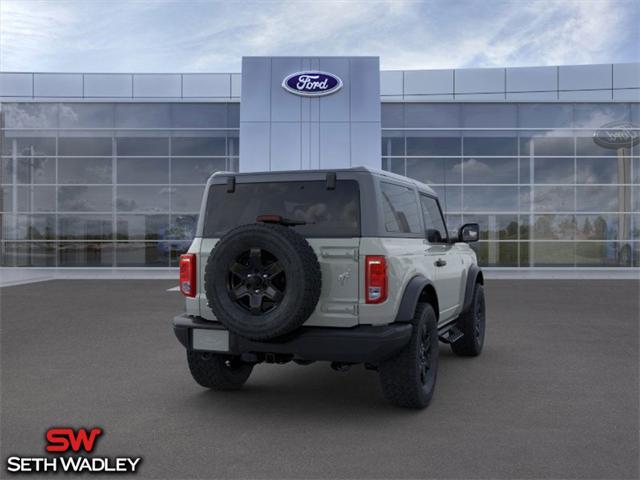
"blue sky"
0,0,638,73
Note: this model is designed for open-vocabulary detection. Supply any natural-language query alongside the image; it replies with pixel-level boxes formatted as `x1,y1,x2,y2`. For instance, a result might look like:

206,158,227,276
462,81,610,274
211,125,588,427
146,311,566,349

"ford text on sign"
282,71,342,97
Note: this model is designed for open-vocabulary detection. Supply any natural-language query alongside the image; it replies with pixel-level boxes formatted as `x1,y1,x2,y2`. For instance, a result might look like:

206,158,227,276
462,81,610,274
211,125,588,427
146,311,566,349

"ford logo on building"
593,121,640,149
282,71,343,97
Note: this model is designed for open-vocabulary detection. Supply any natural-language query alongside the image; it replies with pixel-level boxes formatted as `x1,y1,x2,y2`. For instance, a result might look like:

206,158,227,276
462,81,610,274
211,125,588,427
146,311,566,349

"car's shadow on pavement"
178,346,470,420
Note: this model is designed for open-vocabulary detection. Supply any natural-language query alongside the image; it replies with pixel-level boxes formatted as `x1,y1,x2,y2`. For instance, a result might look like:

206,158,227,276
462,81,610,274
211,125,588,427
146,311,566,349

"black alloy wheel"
418,324,433,385
473,288,485,341
227,248,286,315
205,223,321,340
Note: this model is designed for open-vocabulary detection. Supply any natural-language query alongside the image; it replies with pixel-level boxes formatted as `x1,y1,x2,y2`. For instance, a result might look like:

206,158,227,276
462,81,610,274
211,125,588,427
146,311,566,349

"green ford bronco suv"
173,167,485,408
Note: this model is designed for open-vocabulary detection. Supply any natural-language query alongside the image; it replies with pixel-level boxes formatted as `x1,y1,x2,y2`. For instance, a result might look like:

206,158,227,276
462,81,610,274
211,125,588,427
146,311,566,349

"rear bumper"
173,314,412,364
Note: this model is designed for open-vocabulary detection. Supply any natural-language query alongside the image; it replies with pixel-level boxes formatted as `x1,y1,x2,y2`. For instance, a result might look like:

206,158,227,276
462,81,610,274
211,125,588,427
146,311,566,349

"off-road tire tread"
378,303,438,409
451,283,485,357
204,223,321,340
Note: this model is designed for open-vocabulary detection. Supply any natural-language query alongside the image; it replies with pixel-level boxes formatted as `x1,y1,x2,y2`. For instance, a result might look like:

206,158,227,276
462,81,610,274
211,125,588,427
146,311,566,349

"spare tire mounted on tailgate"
204,223,322,340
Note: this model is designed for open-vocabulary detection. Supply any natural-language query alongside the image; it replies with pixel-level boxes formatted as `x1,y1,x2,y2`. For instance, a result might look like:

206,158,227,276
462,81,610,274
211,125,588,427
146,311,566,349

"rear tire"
187,351,253,390
378,303,439,409
451,283,485,357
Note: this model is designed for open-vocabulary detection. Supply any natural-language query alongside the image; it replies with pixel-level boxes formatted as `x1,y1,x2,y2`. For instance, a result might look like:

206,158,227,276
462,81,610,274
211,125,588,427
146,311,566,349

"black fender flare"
394,275,437,323
461,264,483,314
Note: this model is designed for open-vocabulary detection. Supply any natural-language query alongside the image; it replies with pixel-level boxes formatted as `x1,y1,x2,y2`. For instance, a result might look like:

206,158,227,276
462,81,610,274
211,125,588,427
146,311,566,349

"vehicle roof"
209,166,437,196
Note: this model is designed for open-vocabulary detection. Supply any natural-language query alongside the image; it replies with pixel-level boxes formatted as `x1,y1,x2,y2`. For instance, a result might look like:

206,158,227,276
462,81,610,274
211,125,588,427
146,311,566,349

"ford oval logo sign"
593,121,640,149
282,71,343,97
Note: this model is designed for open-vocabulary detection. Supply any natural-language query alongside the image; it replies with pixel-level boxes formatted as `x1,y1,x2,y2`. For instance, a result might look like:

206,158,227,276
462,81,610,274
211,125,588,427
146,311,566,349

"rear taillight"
365,255,387,304
179,254,196,297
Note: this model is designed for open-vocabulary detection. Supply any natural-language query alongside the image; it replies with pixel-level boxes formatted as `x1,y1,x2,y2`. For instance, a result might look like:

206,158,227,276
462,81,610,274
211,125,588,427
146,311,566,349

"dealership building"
0,58,639,271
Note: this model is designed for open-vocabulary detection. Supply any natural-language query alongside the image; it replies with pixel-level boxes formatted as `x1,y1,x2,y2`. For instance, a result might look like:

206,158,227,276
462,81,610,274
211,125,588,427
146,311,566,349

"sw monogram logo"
46,427,103,453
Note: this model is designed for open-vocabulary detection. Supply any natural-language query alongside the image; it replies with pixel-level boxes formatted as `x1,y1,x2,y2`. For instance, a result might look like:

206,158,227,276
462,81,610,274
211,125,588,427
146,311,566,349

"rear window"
204,180,360,238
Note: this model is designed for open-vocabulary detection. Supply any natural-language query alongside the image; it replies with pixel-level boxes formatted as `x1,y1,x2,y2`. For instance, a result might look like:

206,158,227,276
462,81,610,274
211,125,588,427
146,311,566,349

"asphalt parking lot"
1,279,638,479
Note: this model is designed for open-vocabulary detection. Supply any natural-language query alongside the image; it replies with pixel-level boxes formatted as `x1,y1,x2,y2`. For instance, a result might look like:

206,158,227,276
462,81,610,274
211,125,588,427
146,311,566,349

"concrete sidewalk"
2,266,639,288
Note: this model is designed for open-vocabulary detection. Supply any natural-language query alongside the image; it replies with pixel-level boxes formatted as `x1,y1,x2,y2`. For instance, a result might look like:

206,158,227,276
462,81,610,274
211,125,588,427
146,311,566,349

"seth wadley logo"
5,427,142,474
282,71,343,96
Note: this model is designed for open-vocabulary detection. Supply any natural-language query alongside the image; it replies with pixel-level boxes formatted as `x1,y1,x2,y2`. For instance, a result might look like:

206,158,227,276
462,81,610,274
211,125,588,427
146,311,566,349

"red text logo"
45,427,103,453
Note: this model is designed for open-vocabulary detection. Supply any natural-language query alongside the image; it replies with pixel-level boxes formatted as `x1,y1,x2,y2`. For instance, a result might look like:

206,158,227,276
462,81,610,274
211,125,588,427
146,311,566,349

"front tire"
451,283,485,357
187,351,253,390
378,303,439,409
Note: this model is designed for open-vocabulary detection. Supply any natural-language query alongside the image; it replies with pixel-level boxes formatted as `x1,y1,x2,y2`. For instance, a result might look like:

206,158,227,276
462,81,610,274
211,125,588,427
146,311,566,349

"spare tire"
204,223,321,340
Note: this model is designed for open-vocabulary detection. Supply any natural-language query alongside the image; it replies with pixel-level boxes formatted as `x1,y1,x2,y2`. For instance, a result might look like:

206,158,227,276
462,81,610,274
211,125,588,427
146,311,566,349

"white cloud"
0,0,637,72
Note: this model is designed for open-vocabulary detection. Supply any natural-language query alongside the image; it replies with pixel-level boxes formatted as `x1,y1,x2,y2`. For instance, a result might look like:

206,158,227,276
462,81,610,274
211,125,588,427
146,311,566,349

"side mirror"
458,223,479,243
426,228,443,243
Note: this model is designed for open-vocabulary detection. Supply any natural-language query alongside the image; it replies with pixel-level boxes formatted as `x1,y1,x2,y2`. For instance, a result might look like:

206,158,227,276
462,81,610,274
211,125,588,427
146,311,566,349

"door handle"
435,258,447,267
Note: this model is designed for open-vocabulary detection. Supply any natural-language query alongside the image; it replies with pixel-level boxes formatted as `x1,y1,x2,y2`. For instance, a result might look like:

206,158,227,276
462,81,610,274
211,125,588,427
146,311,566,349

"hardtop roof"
208,166,437,196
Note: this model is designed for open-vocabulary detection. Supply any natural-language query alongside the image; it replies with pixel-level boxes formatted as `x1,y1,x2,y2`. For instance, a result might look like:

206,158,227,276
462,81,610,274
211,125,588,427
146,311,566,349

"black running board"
438,321,464,344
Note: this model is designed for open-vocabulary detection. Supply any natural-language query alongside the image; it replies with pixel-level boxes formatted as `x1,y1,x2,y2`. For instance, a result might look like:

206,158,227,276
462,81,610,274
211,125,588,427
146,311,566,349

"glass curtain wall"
2,100,638,268
0,102,239,267
382,103,640,268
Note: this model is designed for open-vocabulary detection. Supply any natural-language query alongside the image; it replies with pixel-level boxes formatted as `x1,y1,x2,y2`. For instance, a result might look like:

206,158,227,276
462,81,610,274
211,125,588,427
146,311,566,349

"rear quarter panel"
358,237,433,326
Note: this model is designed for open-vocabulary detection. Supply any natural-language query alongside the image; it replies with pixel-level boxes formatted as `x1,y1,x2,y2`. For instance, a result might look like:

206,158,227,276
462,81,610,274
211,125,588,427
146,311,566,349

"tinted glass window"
59,104,114,128
58,137,112,156
463,186,520,212
171,104,228,128
406,158,462,185
116,214,169,240
169,215,198,240
11,214,56,240
534,158,575,184
3,104,58,128
58,186,112,212
116,186,170,212
406,136,461,156
59,214,113,240
380,182,421,234
573,104,630,128
172,137,226,156
204,180,360,238
17,186,56,212
464,137,517,156
576,158,621,183
518,104,573,128
461,214,518,240
17,157,56,184
420,195,448,242
116,137,168,156
462,157,518,184
171,158,225,184
381,104,404,128
520,136,574,156
171,186,205,212
404,104,461,128
462,104,517,128
59,158,112,184
533,186,575,212
2,137,56,156
381,134,404,156
228,104,240,126
114,104,171,128
117,158,169,184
